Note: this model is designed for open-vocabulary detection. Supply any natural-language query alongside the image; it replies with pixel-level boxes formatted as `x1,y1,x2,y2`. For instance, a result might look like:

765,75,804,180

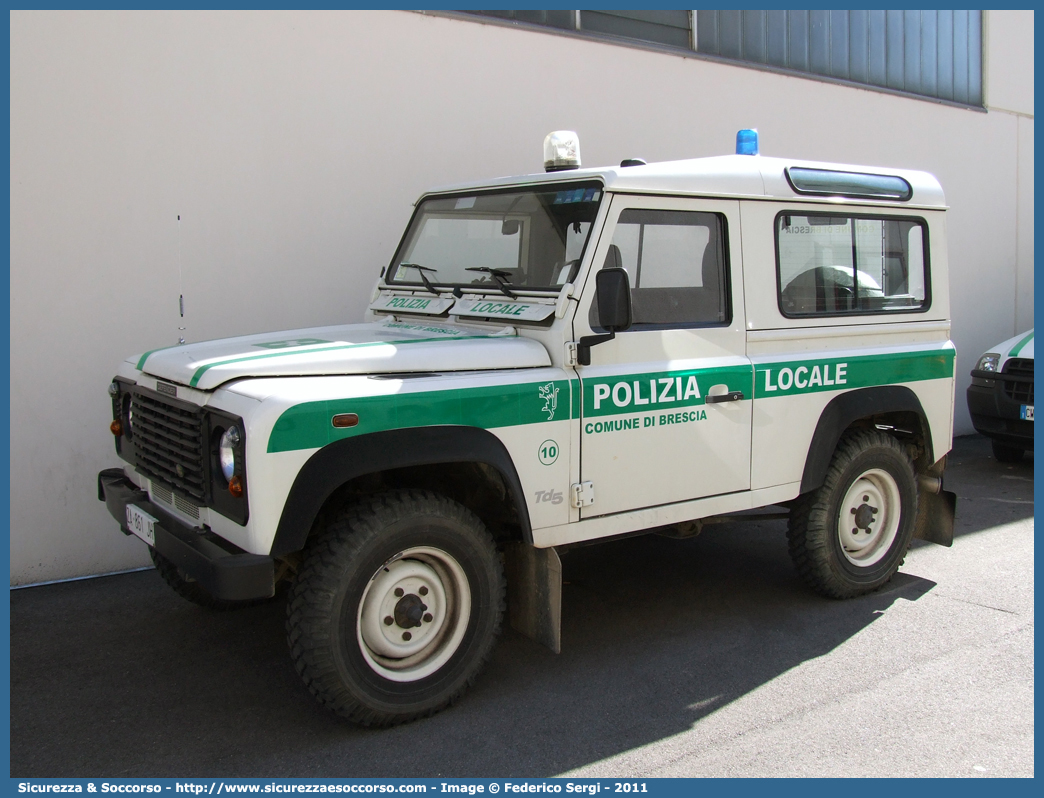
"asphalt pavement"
10,434,1033,777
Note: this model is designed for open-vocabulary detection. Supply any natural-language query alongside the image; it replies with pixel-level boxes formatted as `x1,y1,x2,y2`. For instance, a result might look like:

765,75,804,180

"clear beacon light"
543,131,581,172
736,128,759,155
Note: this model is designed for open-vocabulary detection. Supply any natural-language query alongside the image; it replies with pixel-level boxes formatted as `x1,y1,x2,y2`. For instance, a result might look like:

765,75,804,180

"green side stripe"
754,348,954,398
267,348,955,453
582,365,753,418
1009,331,1034,357
189,335,494,388
268,379,571,453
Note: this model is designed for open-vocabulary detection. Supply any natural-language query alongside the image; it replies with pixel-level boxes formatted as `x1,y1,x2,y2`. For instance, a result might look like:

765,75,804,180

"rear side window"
591,209,730,330
785,167,912,201
775,212,929,317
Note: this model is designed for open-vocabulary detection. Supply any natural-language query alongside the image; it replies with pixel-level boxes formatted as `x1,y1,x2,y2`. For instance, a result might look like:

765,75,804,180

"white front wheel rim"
837,468,902,567
357,546,471,682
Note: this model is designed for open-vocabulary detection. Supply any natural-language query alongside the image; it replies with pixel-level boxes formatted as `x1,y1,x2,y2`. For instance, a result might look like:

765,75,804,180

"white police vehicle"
99,130,957,726
967,329,1034,461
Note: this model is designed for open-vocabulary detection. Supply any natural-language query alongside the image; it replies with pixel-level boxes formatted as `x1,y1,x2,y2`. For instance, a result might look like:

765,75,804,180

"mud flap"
913,489,956,547
504,542,562,654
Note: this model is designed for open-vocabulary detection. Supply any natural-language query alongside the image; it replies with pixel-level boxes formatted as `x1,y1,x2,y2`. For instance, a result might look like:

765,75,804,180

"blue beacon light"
736,128,759,155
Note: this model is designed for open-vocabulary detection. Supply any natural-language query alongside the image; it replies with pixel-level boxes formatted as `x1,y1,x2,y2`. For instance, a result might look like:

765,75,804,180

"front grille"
150,481,201,520
174,494,201,519
1003,358,1034,404
130,391,207,501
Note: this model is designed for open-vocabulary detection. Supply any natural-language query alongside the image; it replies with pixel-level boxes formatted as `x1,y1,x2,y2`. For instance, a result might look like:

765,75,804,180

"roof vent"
620,158,646,167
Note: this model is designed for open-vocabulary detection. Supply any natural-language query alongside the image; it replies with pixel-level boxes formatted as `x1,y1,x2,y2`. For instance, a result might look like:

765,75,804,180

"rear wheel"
286,490,504,726
991,440,1024,463
788,430,918,599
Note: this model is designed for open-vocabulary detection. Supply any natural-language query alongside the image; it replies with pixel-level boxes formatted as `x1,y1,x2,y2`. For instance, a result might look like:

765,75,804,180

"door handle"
706,390,744,404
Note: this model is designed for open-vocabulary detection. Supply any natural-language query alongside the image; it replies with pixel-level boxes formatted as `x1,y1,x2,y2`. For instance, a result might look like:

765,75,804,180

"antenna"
177,214,186,344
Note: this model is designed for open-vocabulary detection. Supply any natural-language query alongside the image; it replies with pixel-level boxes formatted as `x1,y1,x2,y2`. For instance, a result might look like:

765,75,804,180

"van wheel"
787,430,918,599
149,547,262,610
991,441,1024,463
286,490,505,726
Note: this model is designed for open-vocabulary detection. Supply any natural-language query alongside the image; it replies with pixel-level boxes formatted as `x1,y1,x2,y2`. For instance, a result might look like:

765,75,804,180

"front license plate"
1021,404,1034,421
125,504,157,545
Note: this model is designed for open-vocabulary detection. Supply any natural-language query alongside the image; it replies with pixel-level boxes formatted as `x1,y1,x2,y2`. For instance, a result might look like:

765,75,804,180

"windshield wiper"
399,263,440,295
465,267,517,299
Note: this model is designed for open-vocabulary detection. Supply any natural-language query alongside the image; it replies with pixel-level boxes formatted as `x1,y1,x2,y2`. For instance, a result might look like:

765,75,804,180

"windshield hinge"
570,481,595,508
565,341,579,368
554,283,574,319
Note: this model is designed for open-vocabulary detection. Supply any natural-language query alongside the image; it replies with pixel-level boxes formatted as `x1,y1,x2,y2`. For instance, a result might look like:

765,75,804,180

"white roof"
424,154,946,210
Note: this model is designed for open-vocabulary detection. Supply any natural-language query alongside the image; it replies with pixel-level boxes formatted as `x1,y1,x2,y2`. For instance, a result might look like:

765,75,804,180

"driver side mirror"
596,267,632,331
577,267,632,365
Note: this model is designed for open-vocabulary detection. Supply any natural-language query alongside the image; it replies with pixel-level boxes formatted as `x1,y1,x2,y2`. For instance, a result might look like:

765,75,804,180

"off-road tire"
286,490,505,727
787,430,918,599
991,440,1024,463
149,547,264,610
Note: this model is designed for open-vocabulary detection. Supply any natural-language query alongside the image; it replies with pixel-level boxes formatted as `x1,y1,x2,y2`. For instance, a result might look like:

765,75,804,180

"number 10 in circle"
538,440,559,466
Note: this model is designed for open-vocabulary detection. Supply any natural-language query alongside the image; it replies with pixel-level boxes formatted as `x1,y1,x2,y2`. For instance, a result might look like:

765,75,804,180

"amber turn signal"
332,413,359,428
110,419,123,436
228,475,244,497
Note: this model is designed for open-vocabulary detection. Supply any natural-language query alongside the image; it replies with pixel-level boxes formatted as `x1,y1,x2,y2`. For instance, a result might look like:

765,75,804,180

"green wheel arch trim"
1009,330,1034,357
268,379,574,453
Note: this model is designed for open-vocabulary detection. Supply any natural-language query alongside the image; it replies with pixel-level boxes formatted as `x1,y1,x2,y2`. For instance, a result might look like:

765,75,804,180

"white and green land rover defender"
99,130,957,726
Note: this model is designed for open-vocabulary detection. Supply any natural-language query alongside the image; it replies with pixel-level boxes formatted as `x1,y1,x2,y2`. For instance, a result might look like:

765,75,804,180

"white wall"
9,10,1033,584
984,9,1034,335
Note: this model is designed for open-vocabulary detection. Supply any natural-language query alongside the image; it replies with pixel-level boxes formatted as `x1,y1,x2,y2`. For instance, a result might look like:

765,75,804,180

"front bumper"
966,379,1034,448
98,468,274,601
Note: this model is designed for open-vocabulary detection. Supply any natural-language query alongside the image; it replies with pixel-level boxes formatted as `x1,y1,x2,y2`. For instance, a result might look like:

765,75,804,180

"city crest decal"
539,382,559,421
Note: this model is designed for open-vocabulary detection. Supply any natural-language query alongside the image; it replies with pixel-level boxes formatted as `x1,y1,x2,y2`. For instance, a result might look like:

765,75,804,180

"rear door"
574,194,753,518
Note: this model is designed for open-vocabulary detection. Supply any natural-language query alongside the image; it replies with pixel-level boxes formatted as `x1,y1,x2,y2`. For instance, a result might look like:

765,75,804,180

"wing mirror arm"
577,267,632,366
577,331,615,366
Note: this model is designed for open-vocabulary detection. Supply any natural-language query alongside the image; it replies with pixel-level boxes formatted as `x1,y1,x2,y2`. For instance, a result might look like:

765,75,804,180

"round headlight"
976,353,1001,373
219,426,241,482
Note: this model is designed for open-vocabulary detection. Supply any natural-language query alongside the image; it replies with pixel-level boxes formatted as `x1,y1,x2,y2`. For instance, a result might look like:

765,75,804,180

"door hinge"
565,341,579,367
570,481,595,508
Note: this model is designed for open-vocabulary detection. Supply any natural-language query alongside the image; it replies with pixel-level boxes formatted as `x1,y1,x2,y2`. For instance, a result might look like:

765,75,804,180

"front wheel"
787,430,918,599
286,490,505,726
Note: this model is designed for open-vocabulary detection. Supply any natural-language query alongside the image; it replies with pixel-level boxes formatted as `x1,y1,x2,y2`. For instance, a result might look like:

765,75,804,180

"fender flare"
269,426,532,556
800,386,933,494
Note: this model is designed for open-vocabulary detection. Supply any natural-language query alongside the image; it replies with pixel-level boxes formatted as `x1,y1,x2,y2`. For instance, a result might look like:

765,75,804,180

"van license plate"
126,504,157,545
1021,405,1034,421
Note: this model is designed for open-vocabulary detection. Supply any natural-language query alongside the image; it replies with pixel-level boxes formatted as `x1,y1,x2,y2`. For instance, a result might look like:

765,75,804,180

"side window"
591,209,729,330
776,213,929,317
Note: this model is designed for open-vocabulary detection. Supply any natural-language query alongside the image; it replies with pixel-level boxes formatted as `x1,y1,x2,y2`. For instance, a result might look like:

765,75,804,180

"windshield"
387,182,603,292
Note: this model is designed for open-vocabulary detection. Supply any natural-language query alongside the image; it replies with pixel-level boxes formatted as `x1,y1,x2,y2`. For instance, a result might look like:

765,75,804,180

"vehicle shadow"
14,435,1015,778
11,522,934,778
